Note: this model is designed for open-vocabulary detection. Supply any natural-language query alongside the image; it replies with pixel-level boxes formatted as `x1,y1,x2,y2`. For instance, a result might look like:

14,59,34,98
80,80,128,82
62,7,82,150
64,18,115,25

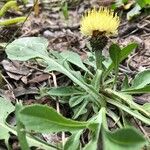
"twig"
50,72,66,147
134,118,150,140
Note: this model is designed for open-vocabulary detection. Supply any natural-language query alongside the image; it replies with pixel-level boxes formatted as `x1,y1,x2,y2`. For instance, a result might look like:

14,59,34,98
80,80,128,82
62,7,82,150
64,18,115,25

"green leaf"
103,127,146,150
83,108,104,150
106,89,133,107
64,130,82,150
69,95,85,107
61,1,69,20
104,43,137,79
6,37,49,61
107,98,150,125
131,70,150,89
60,51,92,75
127,4,141,20
72,101,88,119
137,0,150,8
0,97,15,123
121,74,129,90
109,44,121,69
0,127,10,149
122,85,150,94
143,103,150,113
106,89,150,119
0,97,14,149
120,43,137,61
123,70,150,94
19,104,95,133
0,97,59,150
47,86,85,97
16,102,30,150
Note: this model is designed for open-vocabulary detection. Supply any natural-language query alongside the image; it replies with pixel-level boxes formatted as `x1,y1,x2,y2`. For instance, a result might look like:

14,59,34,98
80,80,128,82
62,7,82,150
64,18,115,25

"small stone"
43,30,54,38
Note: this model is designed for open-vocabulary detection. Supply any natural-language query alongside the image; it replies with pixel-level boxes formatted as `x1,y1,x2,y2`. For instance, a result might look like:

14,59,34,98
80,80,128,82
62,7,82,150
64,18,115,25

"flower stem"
113,68,119,90
95,50,103,70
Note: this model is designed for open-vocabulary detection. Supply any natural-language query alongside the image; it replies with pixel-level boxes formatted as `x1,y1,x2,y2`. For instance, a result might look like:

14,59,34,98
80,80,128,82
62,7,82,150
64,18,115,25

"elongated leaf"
0,97,14,148
0,98,19,148
0,127,10,149
120,43,137,61
107,98,150,125
143,103,150,113
103,127,146,150
19,104,96,133
60,51,91,74
109,44,121,69
121,74,129,90
6,37,49,61
122,70,150,94
47,86,85,97
0,97,58,150
83,108,104,150
16,102,30,150
104,43,137,79
69,95,84,107
73,101,88,119
122,85,150,94
64,130,82,150
131,70,150,89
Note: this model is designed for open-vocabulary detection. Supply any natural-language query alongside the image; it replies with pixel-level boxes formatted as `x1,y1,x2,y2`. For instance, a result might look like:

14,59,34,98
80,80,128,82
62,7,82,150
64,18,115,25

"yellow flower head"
80,7,120,36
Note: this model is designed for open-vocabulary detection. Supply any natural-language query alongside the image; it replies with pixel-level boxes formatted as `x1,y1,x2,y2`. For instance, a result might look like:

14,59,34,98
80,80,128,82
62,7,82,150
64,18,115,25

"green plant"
0,0,26,26
112,0,150,20
1,35,149,149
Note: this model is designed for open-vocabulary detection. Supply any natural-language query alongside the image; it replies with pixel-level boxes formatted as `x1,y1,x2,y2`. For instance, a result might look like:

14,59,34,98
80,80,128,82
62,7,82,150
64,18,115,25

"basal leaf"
103,127,146,150
6,37,49,61
0,98,57,149
0,97,15,123
143,103,150,113
19,104,95,133
69,95,84,107
60,51,91,74
64,130,82,150
131,69,150,89
122,85,150,94
72,101,88,119
47,86,85,97
83,108,104,150
0,97,14,148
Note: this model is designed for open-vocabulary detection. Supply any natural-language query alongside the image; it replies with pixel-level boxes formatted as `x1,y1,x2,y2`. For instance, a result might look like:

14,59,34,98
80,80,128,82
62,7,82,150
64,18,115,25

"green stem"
16,102,30,150
102,107,108,130
95,50,103,70
107,98,150,125
113,67,119,90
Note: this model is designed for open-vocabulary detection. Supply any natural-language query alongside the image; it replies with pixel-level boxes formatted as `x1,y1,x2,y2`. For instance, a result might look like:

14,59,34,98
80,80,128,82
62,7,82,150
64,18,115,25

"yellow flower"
80,7,120,36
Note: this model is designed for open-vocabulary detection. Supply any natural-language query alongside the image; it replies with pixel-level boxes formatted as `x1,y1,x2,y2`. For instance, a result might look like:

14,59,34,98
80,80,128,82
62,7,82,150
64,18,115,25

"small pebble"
43,30,54,38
